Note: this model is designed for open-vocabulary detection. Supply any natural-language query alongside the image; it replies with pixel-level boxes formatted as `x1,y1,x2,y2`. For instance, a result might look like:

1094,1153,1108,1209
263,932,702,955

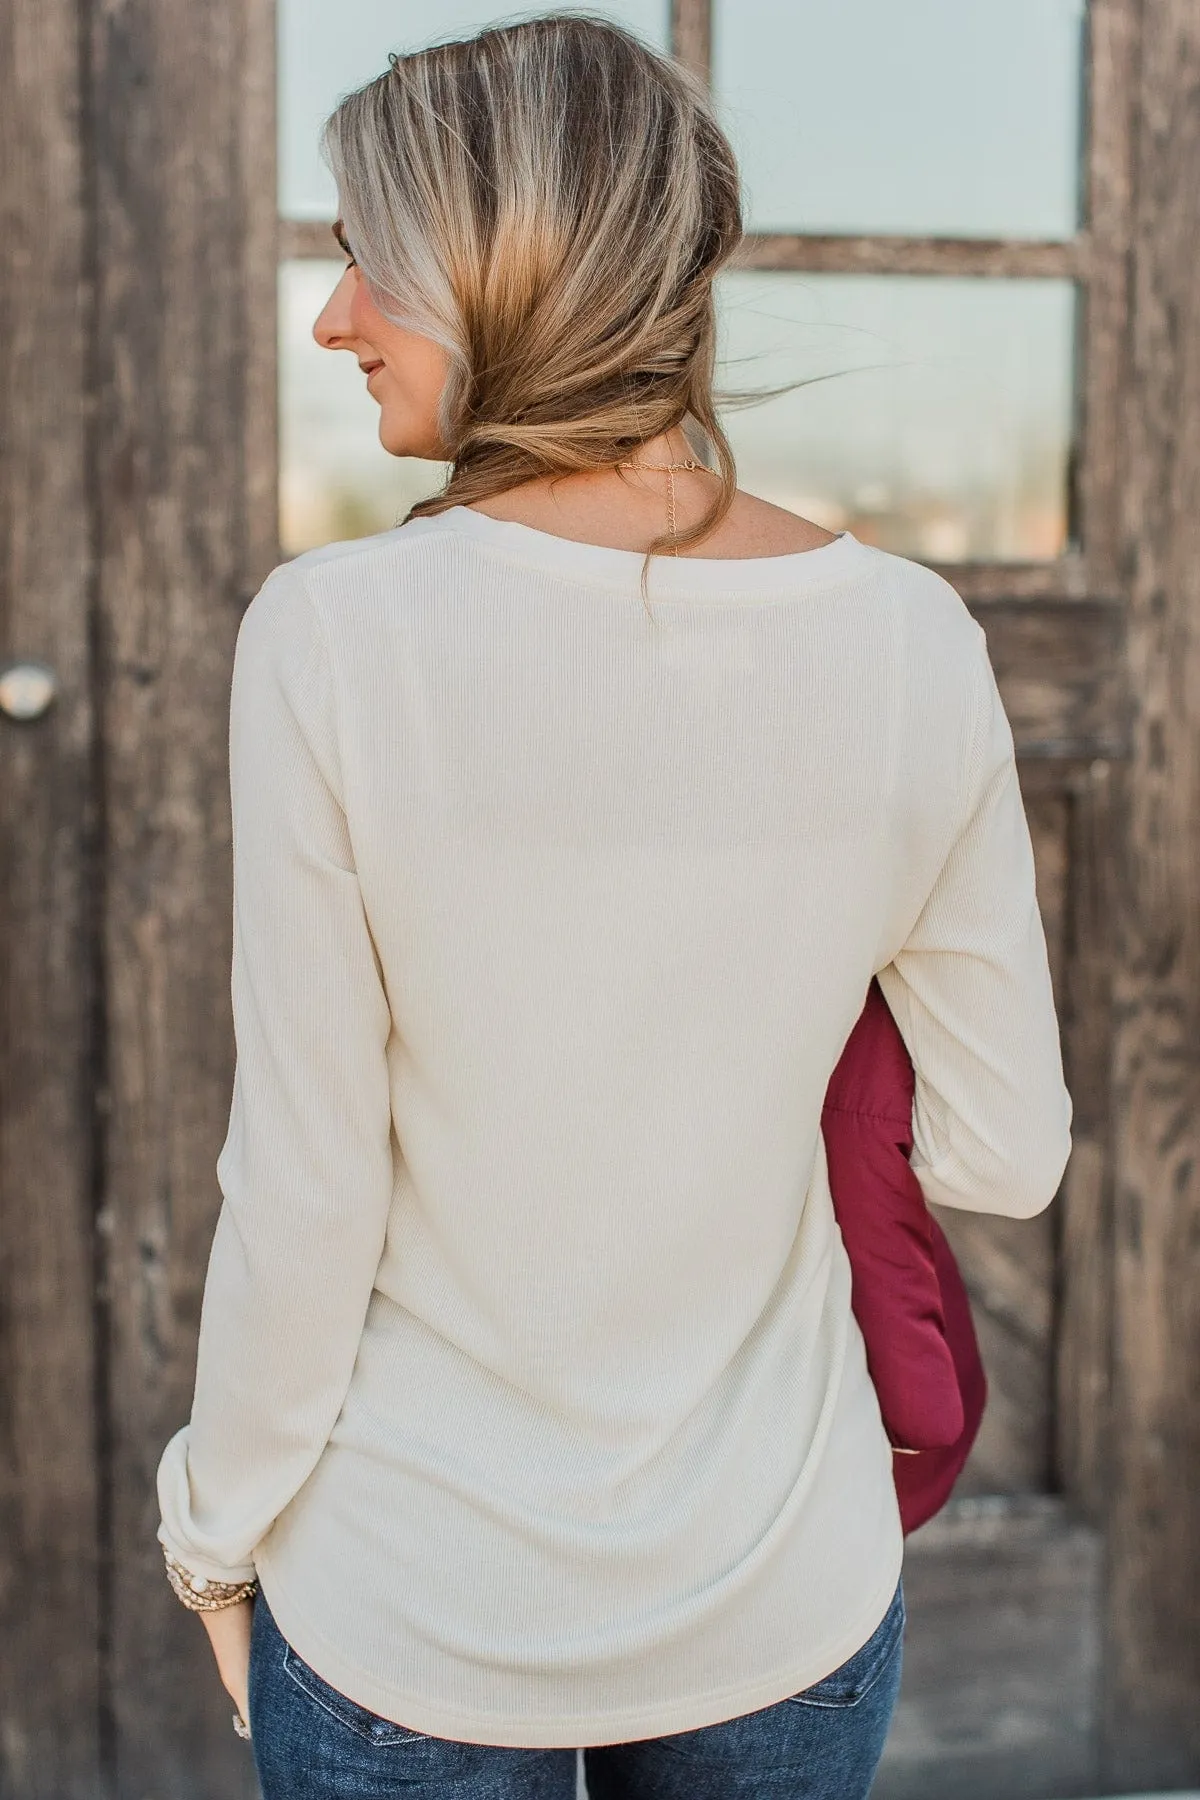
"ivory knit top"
156,506,1072,1747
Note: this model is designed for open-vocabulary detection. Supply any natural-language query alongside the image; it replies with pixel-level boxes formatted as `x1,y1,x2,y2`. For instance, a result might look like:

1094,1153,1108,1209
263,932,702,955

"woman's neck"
463,428,839,561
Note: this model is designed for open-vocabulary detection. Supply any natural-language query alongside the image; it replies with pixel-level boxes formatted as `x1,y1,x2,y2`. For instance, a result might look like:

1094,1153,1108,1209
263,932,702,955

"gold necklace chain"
617,457,716,555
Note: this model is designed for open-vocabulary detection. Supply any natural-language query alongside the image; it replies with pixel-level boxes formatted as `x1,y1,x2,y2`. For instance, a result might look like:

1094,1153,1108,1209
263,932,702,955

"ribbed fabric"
156,506,1071,1747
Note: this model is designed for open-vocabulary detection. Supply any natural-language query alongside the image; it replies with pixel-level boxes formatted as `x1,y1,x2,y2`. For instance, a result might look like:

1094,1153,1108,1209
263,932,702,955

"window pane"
713,0,1085,240
280,260,447,554
717,273,1076,561
279,0,670,220
282,264,1077,561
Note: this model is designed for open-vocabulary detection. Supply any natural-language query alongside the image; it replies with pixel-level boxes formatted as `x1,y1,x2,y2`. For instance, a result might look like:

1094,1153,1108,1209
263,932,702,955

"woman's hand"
198,1598,254,1731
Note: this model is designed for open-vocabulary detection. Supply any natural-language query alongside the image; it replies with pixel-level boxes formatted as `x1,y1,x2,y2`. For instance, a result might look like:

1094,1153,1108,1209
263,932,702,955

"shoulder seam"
284,523,463,583
959,625,995,827
255,560,350,814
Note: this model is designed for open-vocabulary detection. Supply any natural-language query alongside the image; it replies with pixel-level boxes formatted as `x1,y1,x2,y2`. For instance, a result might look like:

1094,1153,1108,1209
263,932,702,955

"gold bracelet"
162,1546,259,1612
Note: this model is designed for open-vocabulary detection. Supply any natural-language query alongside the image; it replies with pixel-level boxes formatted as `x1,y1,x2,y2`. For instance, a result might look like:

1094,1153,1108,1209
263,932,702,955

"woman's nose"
312,267,356,351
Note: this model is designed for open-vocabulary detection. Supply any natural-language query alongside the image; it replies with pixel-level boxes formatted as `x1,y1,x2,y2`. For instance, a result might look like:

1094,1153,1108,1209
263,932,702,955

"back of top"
156,504,1071,1746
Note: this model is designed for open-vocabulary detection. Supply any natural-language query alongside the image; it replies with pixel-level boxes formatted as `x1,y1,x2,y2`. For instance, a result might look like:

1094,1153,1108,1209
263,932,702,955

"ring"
232,1711,252,1740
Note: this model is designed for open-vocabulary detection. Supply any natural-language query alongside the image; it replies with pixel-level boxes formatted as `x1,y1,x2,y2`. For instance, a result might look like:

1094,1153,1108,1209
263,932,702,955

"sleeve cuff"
156,1520,258,1588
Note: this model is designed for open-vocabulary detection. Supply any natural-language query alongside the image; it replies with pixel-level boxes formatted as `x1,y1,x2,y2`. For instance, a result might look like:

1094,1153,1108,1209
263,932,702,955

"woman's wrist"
198,1597,255,1738
161,1545,259,1612
160,1545,257,1738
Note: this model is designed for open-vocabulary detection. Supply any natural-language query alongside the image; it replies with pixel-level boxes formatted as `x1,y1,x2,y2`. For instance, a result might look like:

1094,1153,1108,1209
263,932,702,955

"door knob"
0,660,59,721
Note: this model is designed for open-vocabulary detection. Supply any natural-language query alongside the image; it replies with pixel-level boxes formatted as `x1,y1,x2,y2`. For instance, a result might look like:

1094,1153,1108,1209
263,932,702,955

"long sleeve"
875,629,1073,1220
156,562,394,1582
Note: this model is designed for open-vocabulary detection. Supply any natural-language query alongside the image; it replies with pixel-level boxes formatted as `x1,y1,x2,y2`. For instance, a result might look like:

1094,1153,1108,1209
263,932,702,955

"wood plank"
935,1206,1055,1496
972,599,1128,761
279,216,340,257
875,1498,1103,1800
928,797,1068,1498
1076,0,1138,595
1106,0,1200,1781
241,0,281,589
735,233,1087,281
671,0,710,81
87,0,272,1790
926,555,1091,603
0,0,102,1794
1056,760,1117,1522
283,220,1086,288
1029,792,1071,1008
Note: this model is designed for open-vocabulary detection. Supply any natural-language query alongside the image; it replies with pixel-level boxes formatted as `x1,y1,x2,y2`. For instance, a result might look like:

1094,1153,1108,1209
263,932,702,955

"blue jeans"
248,1578,904,1799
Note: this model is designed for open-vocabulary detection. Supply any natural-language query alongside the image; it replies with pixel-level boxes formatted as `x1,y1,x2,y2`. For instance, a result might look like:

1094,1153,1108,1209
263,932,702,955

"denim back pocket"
282,1641,431,1746
787,1580,906,1710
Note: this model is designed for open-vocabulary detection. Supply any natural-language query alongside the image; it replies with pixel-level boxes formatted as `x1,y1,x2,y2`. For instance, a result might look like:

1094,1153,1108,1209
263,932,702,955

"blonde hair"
321,13,743,606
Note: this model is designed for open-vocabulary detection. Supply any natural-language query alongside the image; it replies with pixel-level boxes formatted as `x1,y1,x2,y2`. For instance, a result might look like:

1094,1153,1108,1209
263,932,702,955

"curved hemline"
253,1544,904,1750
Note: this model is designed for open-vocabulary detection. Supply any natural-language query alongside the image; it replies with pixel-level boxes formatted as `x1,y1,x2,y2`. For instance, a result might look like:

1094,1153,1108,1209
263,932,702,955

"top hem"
253,1545,904,1749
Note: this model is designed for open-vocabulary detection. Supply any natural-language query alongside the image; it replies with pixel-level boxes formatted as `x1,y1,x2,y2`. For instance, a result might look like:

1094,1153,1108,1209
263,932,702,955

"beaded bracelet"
162,1546,259,1612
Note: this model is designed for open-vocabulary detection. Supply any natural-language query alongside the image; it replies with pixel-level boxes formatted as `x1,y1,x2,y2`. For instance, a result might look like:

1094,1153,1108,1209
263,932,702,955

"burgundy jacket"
821,979,987,1535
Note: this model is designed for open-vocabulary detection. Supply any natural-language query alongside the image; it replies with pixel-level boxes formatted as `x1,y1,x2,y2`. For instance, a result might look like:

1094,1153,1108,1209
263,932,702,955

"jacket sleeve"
156,561,394,1582
874,630,1072,1220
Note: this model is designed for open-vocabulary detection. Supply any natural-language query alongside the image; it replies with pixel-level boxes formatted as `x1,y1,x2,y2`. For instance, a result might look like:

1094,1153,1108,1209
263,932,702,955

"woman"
156,16,1072,1798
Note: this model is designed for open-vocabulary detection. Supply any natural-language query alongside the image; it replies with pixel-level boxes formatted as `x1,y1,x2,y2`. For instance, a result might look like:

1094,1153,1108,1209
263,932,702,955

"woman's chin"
377,421,409,458
378,420,441,462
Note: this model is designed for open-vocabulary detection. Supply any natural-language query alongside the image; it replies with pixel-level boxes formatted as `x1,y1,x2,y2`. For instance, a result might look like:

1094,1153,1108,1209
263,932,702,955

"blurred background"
2,2,1199,1797
279,0,1082,562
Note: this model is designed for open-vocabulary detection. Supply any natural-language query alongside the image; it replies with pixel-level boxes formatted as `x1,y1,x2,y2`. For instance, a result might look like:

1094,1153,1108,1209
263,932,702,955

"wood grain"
925,556,1092,604
0,0,101,1794
1056,760,1118,1522
735,233,1086,281
974,599,1128,762
86,0,272,1789
671,0,710,81
7,0,1195,1791
241,0,281,590
931,796,1068,1499
282,214,1085,293
876,1498,1103,1800
937,1205,1056,1496
1076,0,1138,596
1106,0,1200,1781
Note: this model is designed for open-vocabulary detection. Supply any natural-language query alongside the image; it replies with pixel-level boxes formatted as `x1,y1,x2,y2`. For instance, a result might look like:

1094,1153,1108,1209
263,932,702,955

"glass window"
713,0,1085,240
279,0,671,220
717,272,1077,561
279,261,447,555
282,265,1078,562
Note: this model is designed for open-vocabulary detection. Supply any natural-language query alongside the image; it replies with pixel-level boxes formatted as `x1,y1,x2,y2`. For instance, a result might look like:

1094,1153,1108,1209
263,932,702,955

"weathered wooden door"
2,2,1199,1797
1,0,274,1793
